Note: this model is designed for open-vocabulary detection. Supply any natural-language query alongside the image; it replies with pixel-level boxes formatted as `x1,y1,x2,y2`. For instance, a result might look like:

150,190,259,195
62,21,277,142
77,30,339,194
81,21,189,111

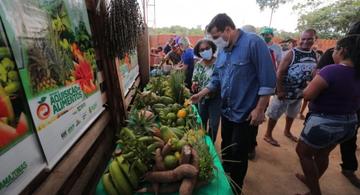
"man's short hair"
206,13,235,33
304,28,317,38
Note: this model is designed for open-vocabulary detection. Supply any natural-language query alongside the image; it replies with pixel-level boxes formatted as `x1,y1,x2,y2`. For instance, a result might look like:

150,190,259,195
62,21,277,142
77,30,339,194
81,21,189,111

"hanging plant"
100,0,144,59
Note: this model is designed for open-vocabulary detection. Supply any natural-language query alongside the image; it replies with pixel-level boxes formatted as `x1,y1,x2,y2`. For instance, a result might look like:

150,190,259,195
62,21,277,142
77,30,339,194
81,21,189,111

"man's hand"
247,108,266,126
276,90,286,100
190,93,202,104
190,88,211,104
247,95,270,126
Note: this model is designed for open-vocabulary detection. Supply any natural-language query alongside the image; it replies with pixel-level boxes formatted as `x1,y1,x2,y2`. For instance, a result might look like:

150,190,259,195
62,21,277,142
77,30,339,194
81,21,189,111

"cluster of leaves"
294,0,360,39
256,0,288,10
102,0,144,59
74,21,92,51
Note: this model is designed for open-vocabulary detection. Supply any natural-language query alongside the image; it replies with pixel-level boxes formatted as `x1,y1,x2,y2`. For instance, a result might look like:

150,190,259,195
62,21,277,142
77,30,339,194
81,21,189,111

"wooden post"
137,24,150,86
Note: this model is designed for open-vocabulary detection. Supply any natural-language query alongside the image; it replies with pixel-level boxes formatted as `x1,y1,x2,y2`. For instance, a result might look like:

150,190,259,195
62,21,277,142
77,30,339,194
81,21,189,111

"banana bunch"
0,56,20,95
103,128,164,195
102,155,144,195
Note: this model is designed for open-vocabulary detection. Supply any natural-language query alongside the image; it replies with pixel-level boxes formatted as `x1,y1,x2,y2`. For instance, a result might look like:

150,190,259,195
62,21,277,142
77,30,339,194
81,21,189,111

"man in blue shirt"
191,13,276,192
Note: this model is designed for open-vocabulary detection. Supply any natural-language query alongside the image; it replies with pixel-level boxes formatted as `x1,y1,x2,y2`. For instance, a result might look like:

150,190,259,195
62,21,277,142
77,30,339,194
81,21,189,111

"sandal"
284,133,298,142
263,137,280,147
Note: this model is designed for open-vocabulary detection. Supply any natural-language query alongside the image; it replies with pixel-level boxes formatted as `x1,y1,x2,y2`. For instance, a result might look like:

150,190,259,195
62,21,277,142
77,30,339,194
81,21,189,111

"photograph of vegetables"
101,71,216,195
25,0,97,96
0,27,30,153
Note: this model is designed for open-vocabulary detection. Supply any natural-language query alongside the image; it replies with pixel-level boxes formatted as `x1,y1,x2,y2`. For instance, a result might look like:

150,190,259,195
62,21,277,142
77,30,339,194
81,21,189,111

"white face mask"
199,49,213,60
213,36,229,49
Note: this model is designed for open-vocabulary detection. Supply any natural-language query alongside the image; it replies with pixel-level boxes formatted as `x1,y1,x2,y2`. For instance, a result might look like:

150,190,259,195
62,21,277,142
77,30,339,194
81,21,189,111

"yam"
161,140,173,156
144,164,198,183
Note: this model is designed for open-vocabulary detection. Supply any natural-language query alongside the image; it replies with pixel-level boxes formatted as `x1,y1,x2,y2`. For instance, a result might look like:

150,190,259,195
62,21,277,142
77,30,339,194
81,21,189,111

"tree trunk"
269,7,274,27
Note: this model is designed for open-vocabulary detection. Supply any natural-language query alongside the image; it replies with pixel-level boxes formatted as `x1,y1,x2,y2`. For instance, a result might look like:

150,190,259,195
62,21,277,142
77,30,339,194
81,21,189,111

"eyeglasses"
199,47,210,52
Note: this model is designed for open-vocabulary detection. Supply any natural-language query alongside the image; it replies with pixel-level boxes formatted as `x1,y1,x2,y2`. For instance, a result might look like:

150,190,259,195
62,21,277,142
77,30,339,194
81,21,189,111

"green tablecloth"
95,106,233,195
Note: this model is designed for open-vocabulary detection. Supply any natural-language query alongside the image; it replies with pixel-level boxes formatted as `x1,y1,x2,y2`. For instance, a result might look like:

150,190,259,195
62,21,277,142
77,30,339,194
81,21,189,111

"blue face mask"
199,49,213,60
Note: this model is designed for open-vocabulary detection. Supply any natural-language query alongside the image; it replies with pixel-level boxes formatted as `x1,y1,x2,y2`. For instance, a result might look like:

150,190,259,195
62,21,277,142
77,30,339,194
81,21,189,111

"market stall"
0,0,232,194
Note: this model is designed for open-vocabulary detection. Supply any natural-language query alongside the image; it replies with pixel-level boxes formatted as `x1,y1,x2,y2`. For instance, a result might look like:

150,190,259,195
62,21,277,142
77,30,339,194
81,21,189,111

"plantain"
102,173,119,195
109,160,132,195
116,155,139,189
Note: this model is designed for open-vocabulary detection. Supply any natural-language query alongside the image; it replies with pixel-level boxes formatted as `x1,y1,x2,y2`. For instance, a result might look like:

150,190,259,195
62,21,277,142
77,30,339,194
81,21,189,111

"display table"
95,106,233,195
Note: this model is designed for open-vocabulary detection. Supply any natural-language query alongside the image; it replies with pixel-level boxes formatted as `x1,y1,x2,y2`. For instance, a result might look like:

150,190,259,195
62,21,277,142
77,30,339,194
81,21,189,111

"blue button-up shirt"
207,29,276,123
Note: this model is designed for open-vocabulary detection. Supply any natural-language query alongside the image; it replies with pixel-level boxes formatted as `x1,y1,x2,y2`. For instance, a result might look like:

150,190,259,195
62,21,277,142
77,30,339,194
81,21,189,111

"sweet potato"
144,164,198,183
151,166,160,195
179,178,195,195
179,148,200,195
155,148,166,170
179,145,192,164
153,148,166,194
161,140,173,156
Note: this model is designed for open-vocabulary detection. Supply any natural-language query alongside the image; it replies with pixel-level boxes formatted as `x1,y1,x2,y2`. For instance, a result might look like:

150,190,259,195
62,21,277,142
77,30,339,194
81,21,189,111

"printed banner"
0,0,104,168
0,18,45,195
117,50,139,96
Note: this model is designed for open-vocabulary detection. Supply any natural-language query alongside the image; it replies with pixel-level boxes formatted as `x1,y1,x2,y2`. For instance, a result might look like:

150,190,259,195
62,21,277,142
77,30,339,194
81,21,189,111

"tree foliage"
295,0,360,39
149,25,204,36
256,0,288,10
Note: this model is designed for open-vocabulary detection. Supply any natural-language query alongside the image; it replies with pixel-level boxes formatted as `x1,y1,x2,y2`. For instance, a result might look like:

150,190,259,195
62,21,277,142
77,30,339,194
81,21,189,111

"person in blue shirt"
174,36,195,89
191,13,276,193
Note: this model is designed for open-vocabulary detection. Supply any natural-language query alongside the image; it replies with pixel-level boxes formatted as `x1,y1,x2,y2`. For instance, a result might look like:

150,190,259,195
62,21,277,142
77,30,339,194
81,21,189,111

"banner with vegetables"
0,0,104,168
116,50,139,96
0,19,46,195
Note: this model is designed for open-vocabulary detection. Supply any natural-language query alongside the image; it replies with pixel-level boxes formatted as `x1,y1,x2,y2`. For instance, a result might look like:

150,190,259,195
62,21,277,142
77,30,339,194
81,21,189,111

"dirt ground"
214,114,360,195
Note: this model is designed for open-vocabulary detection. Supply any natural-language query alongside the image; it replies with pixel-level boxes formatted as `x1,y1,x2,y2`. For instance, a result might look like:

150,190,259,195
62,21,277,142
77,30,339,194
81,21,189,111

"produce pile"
102,71,215,195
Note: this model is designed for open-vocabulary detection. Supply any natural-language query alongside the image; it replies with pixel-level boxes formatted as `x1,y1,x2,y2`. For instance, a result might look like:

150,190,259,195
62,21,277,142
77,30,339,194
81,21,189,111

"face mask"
199,49,213,60
213,36,229,49
264,37,272,43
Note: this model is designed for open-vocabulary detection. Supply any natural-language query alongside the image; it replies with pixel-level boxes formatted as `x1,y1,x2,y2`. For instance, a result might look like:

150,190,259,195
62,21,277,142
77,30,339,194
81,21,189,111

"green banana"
122,151,135,159
138,136,154,142
102,173,118,195
146,141,163,152
116,155,139,189
109,160,132,195
134,159,148,176
120,127,136,140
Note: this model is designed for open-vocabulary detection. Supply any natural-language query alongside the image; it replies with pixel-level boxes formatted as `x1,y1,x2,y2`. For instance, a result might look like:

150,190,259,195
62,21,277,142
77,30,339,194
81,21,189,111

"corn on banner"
0,0,104,169
0,18,45,195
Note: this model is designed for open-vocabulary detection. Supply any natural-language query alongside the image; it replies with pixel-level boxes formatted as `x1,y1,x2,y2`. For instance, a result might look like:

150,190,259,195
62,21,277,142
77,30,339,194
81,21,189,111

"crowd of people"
154,13,360,195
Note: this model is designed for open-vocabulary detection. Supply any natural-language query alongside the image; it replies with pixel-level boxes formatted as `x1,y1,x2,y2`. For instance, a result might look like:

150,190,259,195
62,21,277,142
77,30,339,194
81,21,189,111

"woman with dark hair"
315,21,360,188
296,34,360,195
192,39,221,142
